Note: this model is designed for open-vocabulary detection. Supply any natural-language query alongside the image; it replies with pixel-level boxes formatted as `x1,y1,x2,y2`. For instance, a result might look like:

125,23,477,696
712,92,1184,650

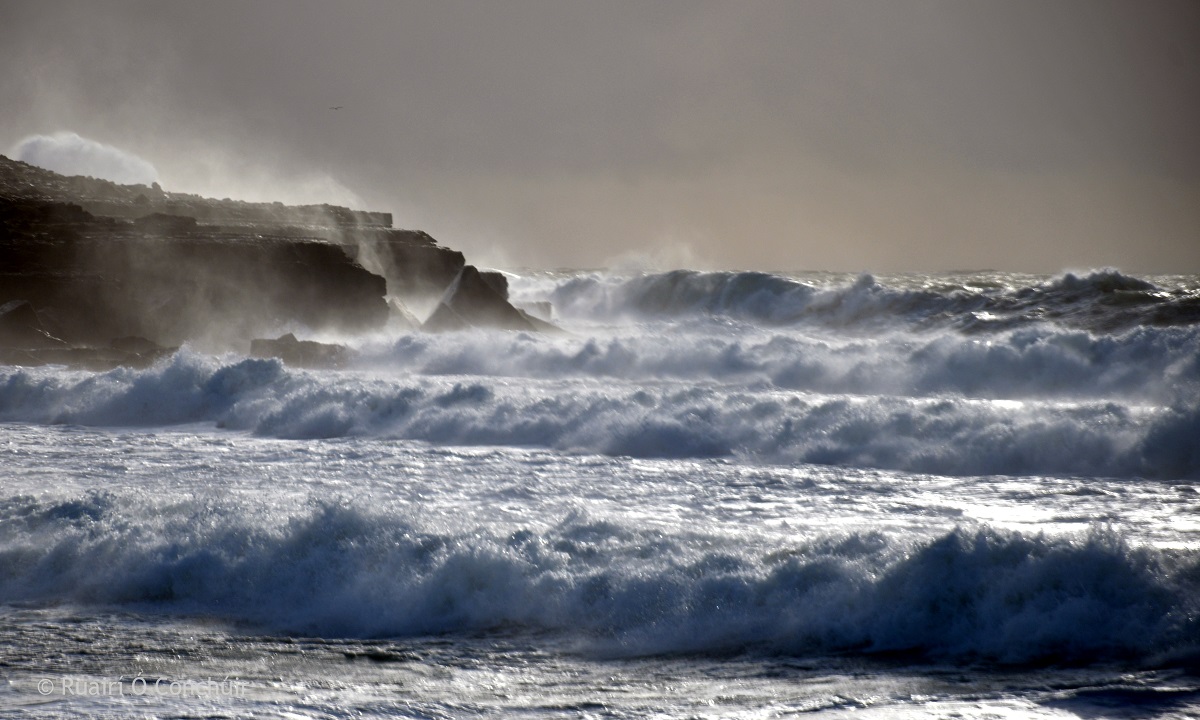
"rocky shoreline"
0,155,551,368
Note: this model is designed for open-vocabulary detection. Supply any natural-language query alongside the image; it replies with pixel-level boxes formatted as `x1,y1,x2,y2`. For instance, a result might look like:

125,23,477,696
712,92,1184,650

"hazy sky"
2,1,1198,272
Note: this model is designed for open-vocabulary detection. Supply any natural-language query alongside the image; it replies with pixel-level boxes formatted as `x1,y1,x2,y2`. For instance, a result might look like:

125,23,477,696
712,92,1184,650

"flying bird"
329,106,343,110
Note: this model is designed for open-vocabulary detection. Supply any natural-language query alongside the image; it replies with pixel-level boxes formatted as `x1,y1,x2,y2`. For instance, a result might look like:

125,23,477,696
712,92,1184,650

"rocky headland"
0,154,550,368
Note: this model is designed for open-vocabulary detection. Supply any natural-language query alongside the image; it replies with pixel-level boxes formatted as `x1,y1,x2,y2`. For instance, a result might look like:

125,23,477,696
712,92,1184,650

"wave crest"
1,351,1197,478
1,494,1194,664
544,269,1198,332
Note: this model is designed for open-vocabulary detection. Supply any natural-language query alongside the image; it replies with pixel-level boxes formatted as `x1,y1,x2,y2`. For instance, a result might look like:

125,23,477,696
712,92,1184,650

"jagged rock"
0,305,173,369
250,333,352,368
421,302,470,332
0,154,390,227
520,311,560,333
0,300,65,348
423,265,528,332
422,265,558,332
386,297,421,331
2,152,557,359
109,336,177,364
0,345,167,370
478,270,509,299
109,335,161,354
516,301,554,322
0,192,389,347
354,229,466,298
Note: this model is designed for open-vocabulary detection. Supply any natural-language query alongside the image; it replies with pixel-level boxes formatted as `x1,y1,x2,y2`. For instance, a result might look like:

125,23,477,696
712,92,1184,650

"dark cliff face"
423,265,556,333
344,228,466,299
0,156,392,228
0,156,394,349
0,154,551,359
0,197,390,347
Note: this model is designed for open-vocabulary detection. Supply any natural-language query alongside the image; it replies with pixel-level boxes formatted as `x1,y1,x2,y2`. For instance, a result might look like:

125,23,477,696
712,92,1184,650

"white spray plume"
10,131,160,186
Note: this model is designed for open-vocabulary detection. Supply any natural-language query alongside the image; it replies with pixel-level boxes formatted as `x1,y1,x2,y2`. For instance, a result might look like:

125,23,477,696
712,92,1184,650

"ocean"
1,268,1198,718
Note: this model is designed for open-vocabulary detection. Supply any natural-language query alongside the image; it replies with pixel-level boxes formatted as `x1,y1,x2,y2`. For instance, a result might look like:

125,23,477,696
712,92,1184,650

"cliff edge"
0,154,546,367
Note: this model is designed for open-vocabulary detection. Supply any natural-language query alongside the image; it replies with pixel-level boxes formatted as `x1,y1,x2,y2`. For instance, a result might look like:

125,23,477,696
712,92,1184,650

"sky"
1,1,1197,273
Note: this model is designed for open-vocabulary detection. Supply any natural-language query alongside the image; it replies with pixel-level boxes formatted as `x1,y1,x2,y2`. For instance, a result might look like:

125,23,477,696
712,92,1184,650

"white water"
1,269,1198,718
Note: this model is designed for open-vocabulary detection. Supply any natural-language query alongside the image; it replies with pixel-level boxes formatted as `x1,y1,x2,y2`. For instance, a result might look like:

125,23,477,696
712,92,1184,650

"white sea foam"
543,269,1200,332
0,346,1195,478
0,492,1195,663
1,268,1198,717
348,321,1200,404
3,264,1198,482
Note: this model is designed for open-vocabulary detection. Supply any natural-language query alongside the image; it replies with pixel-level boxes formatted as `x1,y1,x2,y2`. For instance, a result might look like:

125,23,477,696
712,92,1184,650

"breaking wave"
352,322,1200,404
0,493,1195,665
0,351,1197,479
546,269,1200,332
0,268,1196,479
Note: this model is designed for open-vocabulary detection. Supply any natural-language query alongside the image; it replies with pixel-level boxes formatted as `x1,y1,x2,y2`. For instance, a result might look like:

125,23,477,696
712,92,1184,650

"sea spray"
1,492,1196,664
1,345,1196,478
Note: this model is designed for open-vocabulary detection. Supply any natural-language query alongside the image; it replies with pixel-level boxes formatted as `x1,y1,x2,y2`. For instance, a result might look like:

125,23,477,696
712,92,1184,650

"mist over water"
2,489,1196,663
2,267,1199,717
3,1,1199,714
3,269,1195,478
